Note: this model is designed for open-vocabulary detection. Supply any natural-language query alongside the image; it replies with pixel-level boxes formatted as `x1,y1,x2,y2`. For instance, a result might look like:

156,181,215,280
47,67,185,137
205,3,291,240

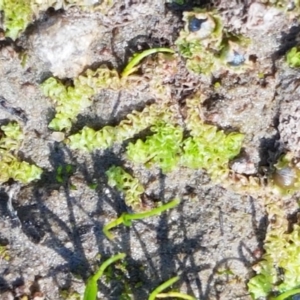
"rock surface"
0,1,300,299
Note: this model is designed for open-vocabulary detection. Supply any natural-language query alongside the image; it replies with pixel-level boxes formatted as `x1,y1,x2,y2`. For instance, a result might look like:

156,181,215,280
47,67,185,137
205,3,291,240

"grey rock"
29,14,104,78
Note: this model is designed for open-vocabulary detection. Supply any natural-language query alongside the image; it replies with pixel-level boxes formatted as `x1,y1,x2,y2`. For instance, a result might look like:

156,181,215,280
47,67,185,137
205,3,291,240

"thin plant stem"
122,48,174,77
93,253,126,281
83,253,126,300
123,199,180,221
103,215,124,240
103,199,180,240
155,292,196,300
148,276,179,300
272,288,300,300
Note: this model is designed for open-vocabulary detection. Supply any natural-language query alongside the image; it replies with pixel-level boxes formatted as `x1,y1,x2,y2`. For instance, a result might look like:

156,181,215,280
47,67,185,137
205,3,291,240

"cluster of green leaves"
84,253,126,300
127,122,183,173
182,129,244,179
286,47,300,68
68,96,244,178
182,97,244,180
41,68,120,131
41,48,174,132
106,166,144,210
0,122,42,183
175,10,250,75
84,254,195,300
126,117,242,178
0,0,114,40
248,212,300,299
126,114,243,177
0,0,32,40
67,101,175,151
0,245,10,261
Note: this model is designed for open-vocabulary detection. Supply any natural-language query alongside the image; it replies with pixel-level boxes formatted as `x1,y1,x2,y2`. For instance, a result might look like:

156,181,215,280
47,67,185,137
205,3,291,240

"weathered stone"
30,14,103,78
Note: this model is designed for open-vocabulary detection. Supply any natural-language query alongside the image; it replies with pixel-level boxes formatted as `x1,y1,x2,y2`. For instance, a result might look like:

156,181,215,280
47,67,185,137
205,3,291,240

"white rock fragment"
231,156,257,175
50,131,65,142
247,3,282,31
30,15,103,78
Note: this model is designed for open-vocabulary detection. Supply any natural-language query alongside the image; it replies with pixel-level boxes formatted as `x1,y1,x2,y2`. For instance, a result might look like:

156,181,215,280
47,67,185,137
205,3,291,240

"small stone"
50,132,65,142
1,291,14,300
231,157,257,175
30,15,103,78
32,291,45,300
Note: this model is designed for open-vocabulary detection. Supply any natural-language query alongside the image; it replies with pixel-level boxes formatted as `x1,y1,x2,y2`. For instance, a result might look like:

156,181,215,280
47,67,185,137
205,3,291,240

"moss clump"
125,97,244,177
0,0,32,40
0,122,42,183
127,122,183,173
106,166,144,210
0,0,114,40
67,101,176,151
0,245,10,261
42,48,177,132
248,201,300,299
41,67,121,131
286,47,300,68
181,96,244,180
68,94,244,180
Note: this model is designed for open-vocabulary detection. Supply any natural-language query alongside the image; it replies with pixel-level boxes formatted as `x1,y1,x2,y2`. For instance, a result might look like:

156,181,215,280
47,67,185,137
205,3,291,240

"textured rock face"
30,15,102,78
3,1,300,299
246,3,283,31
279,94,300,157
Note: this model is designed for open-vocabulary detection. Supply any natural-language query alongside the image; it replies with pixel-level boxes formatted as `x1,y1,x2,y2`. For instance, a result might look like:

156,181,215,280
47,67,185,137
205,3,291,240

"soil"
0,1,299,299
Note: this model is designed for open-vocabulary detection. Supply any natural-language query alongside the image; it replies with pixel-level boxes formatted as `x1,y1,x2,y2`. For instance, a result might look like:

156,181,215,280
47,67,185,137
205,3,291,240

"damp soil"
0,1,300,299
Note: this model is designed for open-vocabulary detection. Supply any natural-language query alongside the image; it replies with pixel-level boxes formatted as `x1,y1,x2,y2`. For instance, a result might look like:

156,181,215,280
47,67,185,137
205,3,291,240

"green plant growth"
41,48,174,132
0,245,10,261
103,198,180,240
248,202,300,299
0,0,32,40
286,47,300,68
0,0,114,40
175,10,251,75
60,289,81,300
67,101,176,152
126,96,244,178
182,96,244,180
68,96,244,179
83,253,126,300
272,289,300,300
0,122,42,183
106,166,144,210
41,67,121,131
55,164,74,183
121,48,175,77
55,164,77,189
149,276,196,300
102,258,134,300
262,0,300,10
126,122,183,173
